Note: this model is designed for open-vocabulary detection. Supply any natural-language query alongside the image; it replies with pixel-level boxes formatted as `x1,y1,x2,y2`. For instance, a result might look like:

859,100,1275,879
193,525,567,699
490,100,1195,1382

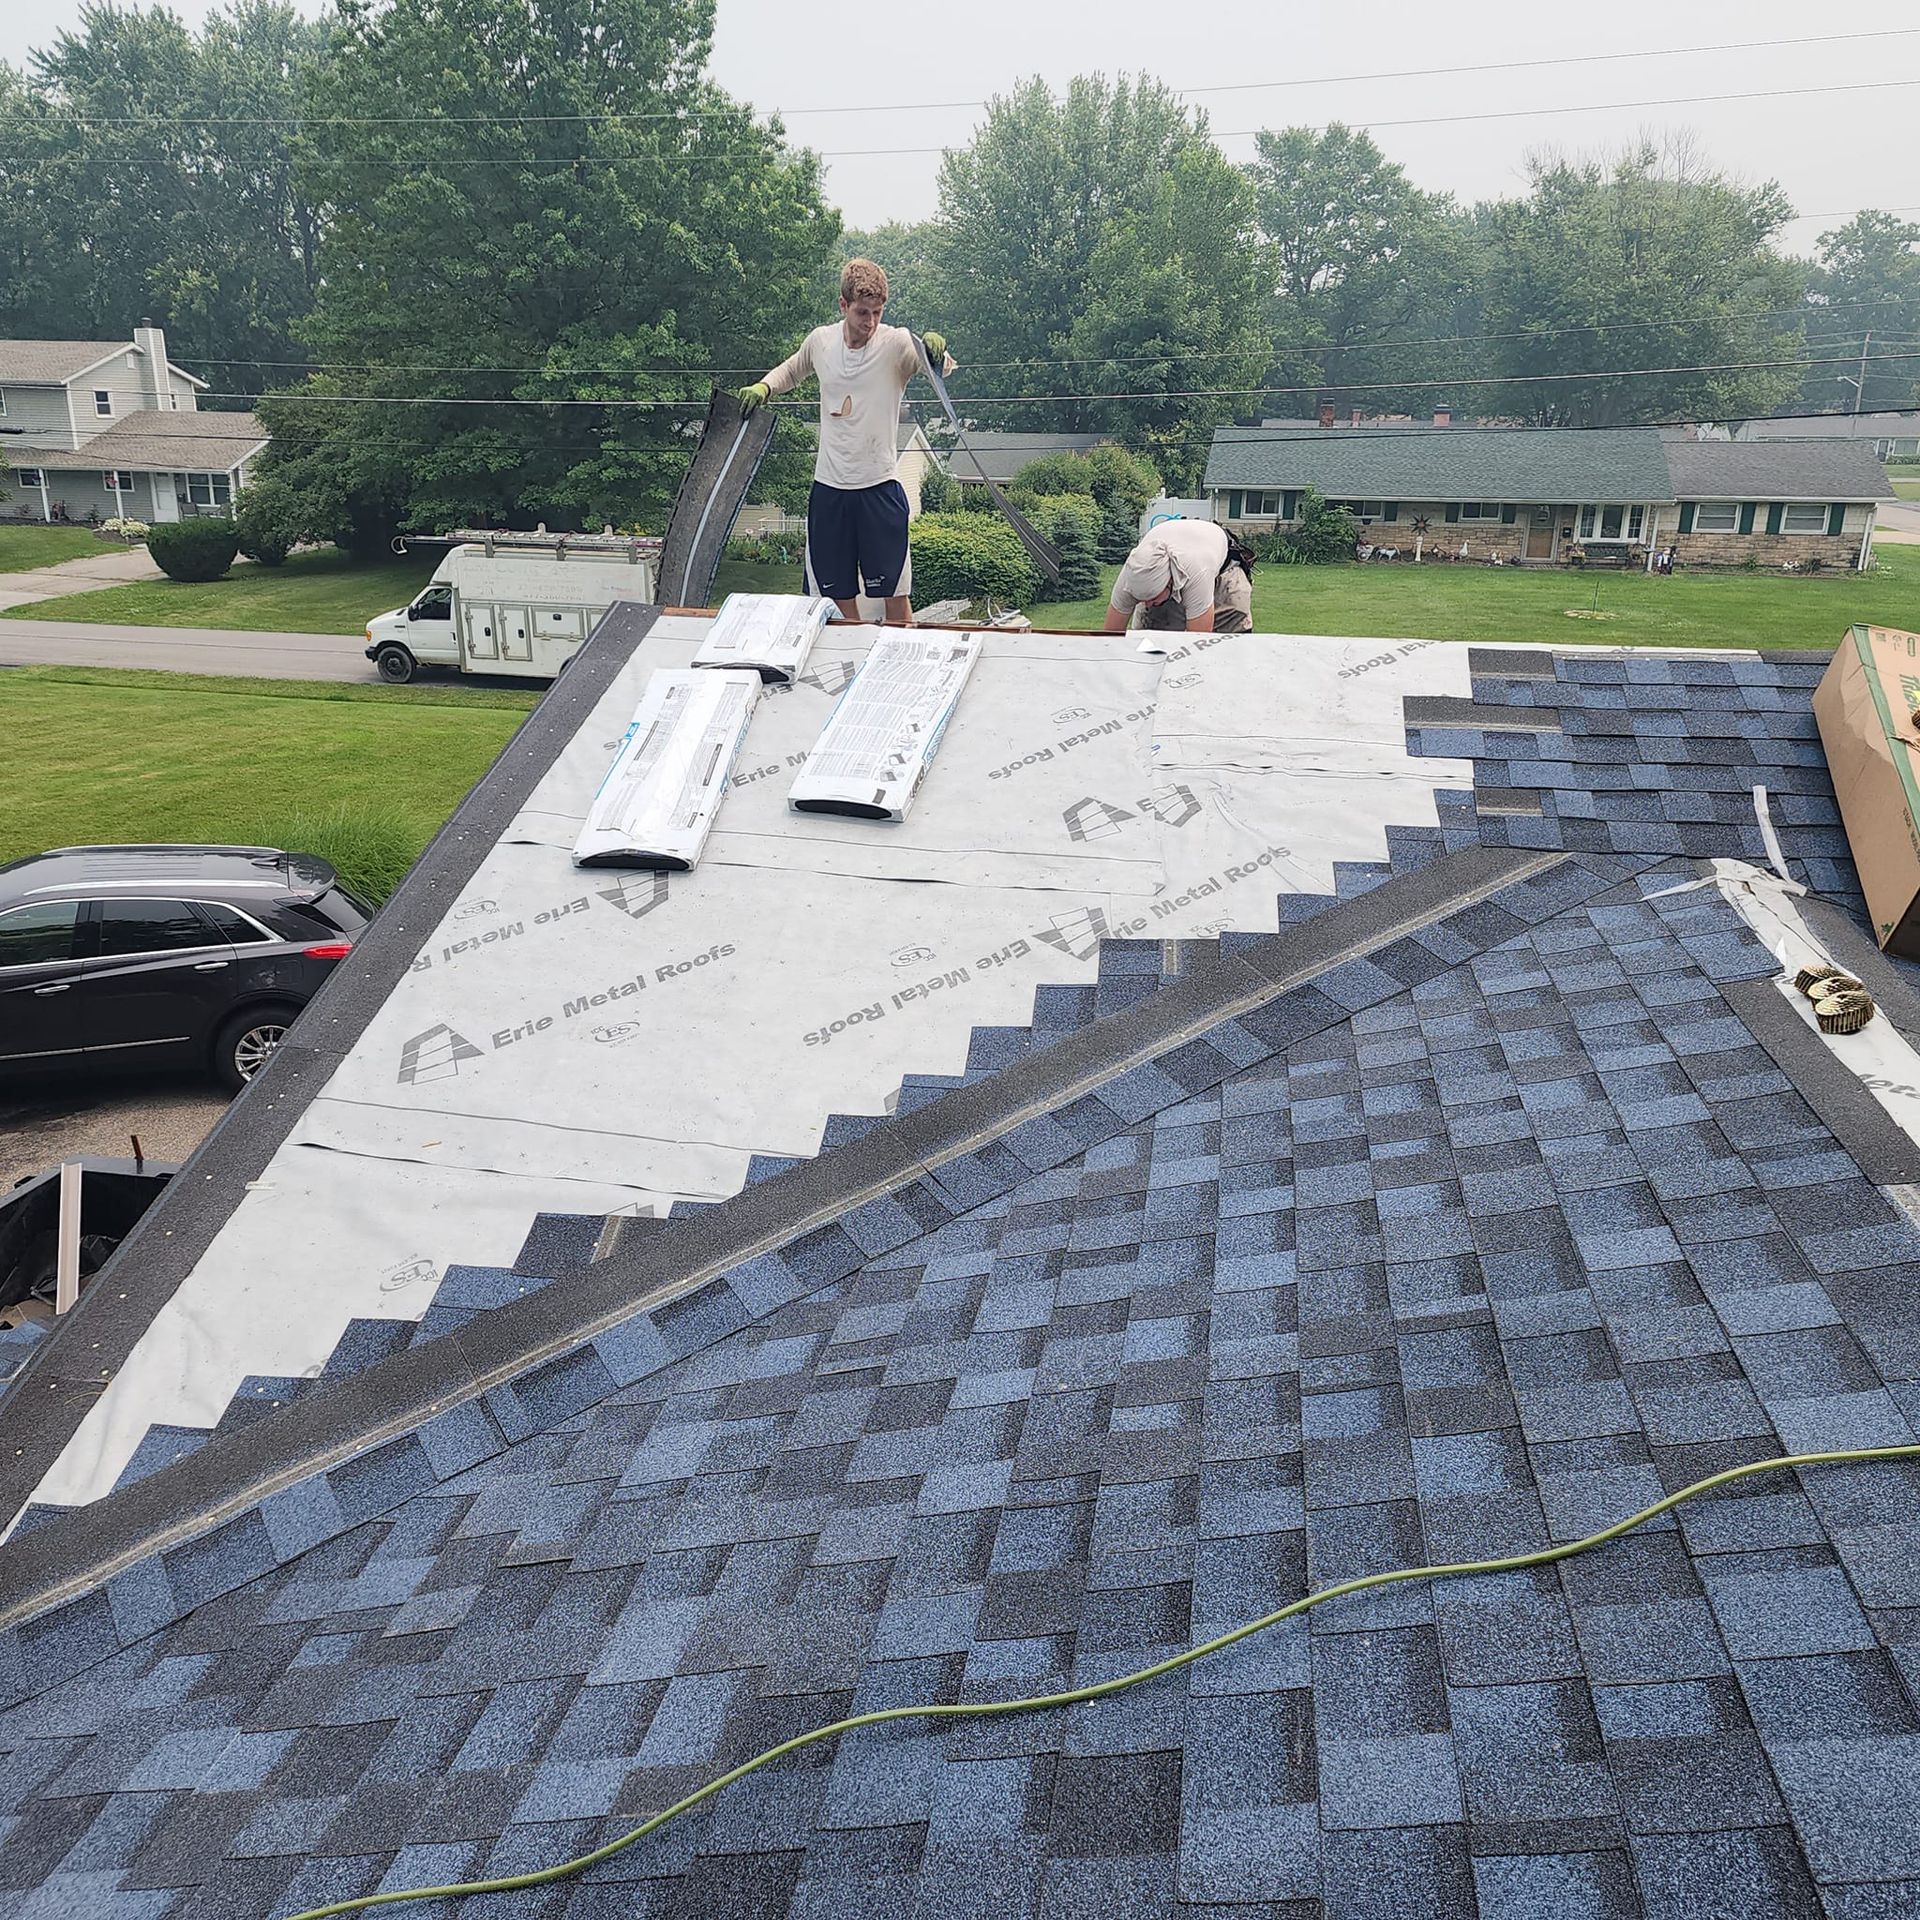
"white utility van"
363,530,660,683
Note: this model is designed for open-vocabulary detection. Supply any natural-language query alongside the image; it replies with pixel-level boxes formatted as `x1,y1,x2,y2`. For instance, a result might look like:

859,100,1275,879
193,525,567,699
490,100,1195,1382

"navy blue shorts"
805,479,911,601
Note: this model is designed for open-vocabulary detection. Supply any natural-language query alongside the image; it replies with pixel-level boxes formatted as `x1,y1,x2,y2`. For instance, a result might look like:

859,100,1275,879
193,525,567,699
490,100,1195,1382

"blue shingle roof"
2,643,1919,1916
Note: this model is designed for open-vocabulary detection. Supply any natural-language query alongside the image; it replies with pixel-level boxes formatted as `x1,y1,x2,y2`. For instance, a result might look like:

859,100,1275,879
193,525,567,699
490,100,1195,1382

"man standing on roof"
1104,517,1234,634
738,259,948,626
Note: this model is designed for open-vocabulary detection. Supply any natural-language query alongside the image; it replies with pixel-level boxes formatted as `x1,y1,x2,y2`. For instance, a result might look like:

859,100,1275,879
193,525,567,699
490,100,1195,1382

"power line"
19,28,1915,128
174,347,1920,411
7,74,1920,168
155,297,1918,381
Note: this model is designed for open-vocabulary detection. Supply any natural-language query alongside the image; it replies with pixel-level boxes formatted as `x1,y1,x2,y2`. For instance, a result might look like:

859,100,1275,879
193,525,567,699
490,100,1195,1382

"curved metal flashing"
0,603,663,1532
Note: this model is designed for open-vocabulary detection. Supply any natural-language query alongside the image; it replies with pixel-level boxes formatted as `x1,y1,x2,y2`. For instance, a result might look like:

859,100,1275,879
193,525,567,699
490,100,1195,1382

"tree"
0,2,325,380
1473,139,1807,425
925,74,1268,477
1249,123,1472,411
256,0,839,542
1802,212,1920,414
1012,442,1159,558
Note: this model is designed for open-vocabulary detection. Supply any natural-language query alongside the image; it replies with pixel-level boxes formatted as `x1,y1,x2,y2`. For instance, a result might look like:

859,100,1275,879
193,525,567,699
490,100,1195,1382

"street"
0,616,378,680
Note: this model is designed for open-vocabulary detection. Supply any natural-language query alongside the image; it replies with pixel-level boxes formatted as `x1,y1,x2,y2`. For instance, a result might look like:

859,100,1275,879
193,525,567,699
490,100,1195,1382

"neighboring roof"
0,340,129,385
17,408,268,473
2,603,1920,1913
1666,438,1895,501
947,429,1106,484
1738,409,1920,439
1205,425,1676,502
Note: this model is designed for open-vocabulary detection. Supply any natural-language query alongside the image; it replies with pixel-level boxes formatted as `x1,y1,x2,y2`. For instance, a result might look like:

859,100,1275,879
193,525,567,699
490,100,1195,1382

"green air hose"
285,1444,1920,1920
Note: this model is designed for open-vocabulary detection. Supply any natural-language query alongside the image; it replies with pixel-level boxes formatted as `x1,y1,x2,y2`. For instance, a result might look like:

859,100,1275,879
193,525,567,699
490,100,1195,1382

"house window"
1575,504,1645,542
0,390,7,415
185,472,232,509
1334,499,1389,520
14,469,43,490
103,470,135,492
1782,503,1830,534
1458,502,1505,521
1238,490,1286,518
93,390,112,417
1694,502,1740,532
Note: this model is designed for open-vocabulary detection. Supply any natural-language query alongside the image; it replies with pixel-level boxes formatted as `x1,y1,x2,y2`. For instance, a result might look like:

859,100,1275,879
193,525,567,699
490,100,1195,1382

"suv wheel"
374,643,416,683
214,1003,299,1093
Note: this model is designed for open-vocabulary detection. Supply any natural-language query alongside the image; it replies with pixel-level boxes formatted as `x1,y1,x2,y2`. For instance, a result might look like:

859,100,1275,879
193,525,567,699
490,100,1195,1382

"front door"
1526,508,1555,560
0,900,89,1071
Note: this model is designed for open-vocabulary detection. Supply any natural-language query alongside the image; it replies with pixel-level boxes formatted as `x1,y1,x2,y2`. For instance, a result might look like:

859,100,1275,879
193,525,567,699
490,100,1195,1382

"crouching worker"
1104,518,1232,634
738,257,948,625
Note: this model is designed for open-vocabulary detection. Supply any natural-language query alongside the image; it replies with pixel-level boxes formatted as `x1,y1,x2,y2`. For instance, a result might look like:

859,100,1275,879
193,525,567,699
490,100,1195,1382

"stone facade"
1668,531,1863,571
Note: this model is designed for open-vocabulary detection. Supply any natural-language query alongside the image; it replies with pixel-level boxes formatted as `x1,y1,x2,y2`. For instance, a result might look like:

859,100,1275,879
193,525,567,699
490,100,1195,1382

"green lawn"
711,556,803,601
0,525,116,573
1891,476,1920,500
1022,553,1920,649
0,667,534,902
0,545,438,632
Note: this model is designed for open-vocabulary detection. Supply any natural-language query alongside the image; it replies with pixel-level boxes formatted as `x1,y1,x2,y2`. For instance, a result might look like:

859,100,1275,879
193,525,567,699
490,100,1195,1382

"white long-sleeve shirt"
763,323,922,492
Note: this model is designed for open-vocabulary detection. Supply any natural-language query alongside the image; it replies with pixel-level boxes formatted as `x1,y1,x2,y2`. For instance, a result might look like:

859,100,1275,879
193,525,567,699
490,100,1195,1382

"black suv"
0,846,371,1091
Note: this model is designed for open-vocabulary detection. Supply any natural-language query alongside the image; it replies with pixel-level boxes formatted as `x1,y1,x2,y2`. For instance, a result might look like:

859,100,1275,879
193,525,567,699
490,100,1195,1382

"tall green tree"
1249,123,1474,410
0,2,325,382
925,74,1269,481
1474,141,1807,426
263,0,839,542
1801,211,1920,414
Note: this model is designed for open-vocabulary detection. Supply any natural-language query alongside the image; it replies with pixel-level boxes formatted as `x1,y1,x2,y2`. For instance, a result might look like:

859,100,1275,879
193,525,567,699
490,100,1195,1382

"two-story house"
1,323,268,526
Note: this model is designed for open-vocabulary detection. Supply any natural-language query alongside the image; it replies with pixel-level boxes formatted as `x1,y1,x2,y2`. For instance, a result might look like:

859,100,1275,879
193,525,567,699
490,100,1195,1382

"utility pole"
1838,331,1872,432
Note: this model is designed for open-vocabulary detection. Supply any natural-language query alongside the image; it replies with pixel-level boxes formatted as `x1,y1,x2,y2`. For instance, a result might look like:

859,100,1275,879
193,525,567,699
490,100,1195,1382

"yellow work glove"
921,331,947,361
737,382,770,413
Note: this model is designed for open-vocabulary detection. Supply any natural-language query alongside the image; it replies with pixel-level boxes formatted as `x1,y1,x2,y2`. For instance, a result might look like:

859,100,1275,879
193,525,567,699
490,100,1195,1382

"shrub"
146,517,240,582
1022,494,1102,601
1284,488,1359,565
724,530,805,567
909,511,1037,608
233,481,304,567
917,463,959,514
1010,443,1162,559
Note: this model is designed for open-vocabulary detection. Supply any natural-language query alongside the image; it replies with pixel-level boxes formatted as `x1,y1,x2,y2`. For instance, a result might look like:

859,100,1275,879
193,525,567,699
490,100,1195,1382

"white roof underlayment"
34,618,1492,1508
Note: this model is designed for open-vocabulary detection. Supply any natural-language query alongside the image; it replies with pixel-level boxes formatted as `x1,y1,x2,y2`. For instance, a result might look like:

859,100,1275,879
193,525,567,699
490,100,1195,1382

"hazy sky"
2,0,1913,253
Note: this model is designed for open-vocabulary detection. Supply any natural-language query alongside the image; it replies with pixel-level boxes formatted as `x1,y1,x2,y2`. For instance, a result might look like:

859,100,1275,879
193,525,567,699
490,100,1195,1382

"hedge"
909,511,1037,607
146,516,240,583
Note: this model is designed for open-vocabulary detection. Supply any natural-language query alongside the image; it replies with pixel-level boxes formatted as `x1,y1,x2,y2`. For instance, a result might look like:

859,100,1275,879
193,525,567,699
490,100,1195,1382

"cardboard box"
1813,625,1920,955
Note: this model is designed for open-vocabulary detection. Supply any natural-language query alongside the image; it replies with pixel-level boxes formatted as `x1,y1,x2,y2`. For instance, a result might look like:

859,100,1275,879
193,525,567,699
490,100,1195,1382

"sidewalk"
0,542,163,612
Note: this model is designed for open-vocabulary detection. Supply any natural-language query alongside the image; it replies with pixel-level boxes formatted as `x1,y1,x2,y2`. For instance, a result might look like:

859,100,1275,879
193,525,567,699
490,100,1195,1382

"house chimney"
1432,405,1452,428
130,321,170,410
1317,399,1336,429
1350,407,1363,427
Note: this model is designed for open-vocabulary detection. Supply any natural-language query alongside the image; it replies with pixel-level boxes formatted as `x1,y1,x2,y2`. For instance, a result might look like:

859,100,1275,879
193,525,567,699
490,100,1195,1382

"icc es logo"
452,897,500,922
1051,706,1091,725
891,945,935,969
